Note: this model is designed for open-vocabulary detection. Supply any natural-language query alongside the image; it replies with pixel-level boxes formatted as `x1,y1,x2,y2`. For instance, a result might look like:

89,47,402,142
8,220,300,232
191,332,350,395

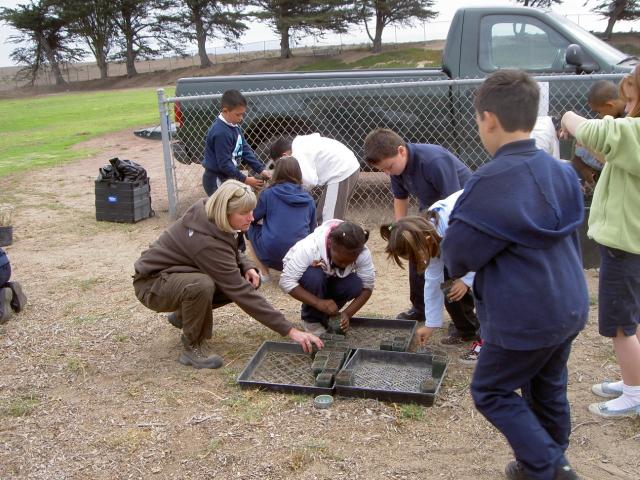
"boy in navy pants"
442,70,588,480
201,89,271,196
0,247,27,324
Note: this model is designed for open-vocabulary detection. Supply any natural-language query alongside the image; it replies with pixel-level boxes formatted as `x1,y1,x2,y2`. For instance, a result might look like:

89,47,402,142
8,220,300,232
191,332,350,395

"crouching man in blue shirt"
442,70,588,480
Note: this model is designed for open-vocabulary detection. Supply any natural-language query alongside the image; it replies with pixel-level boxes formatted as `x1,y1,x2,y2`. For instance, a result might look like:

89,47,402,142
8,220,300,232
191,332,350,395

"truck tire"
171,142,196,165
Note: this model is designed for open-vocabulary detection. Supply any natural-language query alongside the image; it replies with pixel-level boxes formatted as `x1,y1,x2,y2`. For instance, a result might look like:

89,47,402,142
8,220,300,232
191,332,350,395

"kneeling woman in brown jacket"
133,180,323,369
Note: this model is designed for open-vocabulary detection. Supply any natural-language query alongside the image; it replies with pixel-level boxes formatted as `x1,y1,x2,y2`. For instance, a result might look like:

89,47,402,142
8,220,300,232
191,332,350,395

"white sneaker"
301,320,327,335
591,381,623,399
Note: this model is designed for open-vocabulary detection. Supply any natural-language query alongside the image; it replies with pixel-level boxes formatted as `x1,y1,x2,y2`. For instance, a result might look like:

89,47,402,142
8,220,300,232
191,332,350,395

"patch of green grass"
76,277,101,292
294,58,348,71
2,393,40,417
350,48,441,68
294,47,441,72
0,86,174,178
589,294,599,306
67,357,87,375
398,403,425,421
113,333,129,342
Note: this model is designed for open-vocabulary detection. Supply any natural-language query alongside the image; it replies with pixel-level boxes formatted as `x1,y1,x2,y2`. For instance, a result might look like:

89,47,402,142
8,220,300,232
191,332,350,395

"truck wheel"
171,142,193,165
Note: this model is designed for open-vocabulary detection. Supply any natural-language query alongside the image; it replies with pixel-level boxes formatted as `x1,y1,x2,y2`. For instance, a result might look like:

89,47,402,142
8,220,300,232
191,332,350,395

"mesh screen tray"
236,341,333,395
343,317,417,351
335,349,448,406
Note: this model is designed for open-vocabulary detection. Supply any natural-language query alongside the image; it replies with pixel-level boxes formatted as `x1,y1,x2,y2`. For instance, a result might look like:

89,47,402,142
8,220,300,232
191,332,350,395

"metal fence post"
157,88,178,218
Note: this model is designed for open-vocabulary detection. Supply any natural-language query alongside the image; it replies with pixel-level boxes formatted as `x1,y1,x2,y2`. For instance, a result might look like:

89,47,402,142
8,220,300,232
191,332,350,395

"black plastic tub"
343,317,417,351
237,341,333,395
335,349,448,406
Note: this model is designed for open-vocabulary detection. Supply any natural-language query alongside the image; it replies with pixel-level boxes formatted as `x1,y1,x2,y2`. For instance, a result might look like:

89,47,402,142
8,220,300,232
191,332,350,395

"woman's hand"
288,328,324,353
245,269,260,289
447,279,469,302
416,326,435,345
261,169,272,179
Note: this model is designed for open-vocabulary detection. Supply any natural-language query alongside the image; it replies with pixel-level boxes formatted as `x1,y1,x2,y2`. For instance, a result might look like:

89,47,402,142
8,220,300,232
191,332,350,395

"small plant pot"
420,378,436,393
314,394,334,409
0,225,12,247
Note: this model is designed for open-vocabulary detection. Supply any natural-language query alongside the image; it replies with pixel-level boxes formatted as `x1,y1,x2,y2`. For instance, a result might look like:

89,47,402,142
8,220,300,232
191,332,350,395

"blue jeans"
471,336,576,480
298,266,362,324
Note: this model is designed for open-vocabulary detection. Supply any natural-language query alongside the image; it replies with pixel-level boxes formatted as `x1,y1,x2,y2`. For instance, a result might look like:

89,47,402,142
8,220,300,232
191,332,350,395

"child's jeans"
0,262,10,288
298,266,362,325
471,335,577,480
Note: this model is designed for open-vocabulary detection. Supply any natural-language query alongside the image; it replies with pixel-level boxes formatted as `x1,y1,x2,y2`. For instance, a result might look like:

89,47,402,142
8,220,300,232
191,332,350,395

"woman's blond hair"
205,179,257,233
380,215,442,273
619,65,640,118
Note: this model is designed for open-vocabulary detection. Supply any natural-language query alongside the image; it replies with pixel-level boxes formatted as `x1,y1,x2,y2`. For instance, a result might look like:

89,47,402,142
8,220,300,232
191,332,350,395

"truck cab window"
479,15,570,73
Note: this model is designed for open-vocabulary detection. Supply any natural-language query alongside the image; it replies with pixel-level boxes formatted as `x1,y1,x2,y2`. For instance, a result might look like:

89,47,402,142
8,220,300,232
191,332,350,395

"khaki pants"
316,169,359,224
134,272,230,344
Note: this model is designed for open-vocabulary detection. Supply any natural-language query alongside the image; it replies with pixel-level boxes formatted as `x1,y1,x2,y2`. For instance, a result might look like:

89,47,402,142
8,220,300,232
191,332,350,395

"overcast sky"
0,0,634,68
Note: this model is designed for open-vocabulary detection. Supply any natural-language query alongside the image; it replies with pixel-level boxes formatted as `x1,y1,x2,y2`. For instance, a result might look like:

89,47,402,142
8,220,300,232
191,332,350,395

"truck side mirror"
565,44,598,73
565,44,584,66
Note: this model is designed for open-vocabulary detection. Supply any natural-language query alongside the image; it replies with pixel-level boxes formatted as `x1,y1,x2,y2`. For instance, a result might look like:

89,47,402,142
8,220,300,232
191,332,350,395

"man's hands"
245,268,260,289
340,311,351,331
315,299,339,316
288,328,324,353
447,279,469,302
260,169,272,179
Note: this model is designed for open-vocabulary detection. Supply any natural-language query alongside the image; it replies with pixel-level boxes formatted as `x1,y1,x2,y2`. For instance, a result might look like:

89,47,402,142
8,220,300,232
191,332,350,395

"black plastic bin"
95,178,152,223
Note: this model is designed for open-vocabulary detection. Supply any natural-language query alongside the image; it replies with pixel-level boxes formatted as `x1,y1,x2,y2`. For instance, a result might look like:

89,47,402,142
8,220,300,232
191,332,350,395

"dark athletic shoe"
179,335,223,369
505,461,531,480
396,307,425,321
8,282,26,313
0,287,13,324
505,460,580,480
167,311,182,329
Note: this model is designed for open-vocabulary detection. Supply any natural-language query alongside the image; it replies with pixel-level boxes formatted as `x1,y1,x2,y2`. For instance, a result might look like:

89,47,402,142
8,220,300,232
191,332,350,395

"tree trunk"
372,15,384,53
280,26,292,58
125,37,137,77
604,0,627,40
97,53,108,79
42,36,66,85
194,16,212,68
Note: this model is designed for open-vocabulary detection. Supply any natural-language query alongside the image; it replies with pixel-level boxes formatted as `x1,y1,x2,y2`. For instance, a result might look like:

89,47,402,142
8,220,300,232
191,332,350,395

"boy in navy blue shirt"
202,89,271,196
442,70,588,480
363,128,471,332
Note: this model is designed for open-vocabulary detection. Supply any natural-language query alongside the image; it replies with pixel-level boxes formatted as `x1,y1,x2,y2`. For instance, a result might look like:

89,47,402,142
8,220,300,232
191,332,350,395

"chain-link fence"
157,73,624,225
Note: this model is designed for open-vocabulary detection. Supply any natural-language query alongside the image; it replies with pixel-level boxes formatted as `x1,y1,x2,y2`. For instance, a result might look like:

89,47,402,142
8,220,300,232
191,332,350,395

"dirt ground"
0,131,638,479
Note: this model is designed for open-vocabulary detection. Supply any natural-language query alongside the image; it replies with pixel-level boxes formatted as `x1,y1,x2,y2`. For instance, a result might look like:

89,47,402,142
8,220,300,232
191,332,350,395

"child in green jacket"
562,65,640,418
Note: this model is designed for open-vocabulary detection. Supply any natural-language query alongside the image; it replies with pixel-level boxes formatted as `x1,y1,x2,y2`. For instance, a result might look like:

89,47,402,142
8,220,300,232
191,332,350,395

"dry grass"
0,131,638,479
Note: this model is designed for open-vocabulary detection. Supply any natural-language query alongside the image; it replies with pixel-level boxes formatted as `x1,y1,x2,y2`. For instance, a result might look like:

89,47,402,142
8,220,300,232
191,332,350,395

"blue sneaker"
591,381,622,399
588,401,640,418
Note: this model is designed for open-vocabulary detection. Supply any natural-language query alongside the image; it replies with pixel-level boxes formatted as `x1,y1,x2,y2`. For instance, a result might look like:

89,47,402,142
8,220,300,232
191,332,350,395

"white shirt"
423,190,475,328
531,116,560,159
280,219,375,294
291,133,360,188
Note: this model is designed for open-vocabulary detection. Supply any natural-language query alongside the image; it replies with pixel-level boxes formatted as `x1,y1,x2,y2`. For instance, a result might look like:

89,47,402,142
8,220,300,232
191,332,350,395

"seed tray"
335,349,448,406
237,341,333,395
342,317,417,352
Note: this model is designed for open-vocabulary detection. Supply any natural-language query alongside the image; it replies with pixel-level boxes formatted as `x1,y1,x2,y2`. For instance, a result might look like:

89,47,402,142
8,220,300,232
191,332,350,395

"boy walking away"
268,134,359,224
562,65,640,419
0,247,27,324
202,89,271,196
442,70,588,480
363,128,471,326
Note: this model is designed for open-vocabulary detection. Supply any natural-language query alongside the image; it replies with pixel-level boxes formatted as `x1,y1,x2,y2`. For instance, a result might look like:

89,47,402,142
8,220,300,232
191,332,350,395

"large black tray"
236,341,333,395
335,349,448,406
342,317,417,351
